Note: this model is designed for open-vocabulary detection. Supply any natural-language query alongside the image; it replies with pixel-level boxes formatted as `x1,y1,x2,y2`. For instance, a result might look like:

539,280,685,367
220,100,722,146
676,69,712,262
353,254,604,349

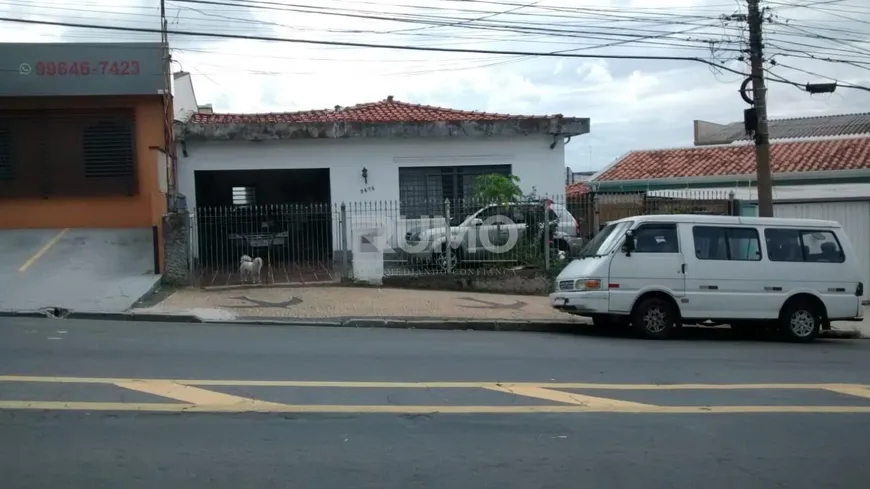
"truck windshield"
579,220,634,257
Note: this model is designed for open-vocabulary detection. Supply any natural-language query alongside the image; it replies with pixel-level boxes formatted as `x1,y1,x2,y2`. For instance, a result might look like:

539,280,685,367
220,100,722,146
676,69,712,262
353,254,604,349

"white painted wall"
179,136,567,255
172,72,198,122
649,183,870,201
179,137,565,206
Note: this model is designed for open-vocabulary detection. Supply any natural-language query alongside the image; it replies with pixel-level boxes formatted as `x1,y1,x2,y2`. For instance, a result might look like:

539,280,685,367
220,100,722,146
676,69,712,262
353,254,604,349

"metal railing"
189,189,736,286
190,203,342,286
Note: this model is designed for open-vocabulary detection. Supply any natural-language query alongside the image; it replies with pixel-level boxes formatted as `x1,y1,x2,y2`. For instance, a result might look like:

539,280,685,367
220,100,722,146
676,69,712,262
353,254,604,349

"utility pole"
747,0,774,217
159,0,178,206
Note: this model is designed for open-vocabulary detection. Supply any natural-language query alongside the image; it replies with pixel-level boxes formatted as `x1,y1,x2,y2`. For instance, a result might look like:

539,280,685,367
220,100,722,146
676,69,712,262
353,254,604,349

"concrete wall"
693,120,732,146
380,268,553,295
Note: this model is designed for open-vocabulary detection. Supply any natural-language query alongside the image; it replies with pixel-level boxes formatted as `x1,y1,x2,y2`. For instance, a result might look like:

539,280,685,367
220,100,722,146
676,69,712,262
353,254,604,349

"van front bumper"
549,291,608,315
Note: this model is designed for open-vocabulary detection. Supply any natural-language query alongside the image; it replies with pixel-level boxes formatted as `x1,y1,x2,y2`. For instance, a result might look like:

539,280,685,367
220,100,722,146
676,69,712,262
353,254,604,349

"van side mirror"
470,218,483,226
622,230,635,256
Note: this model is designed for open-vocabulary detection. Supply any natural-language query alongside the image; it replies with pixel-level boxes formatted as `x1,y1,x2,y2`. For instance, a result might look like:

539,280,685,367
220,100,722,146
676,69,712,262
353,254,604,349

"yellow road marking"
485,385,654,409
2,376,869,414
2,375,869,391
1,401,870,414
825,385,870,399
18,228,69,272
115,380,286,409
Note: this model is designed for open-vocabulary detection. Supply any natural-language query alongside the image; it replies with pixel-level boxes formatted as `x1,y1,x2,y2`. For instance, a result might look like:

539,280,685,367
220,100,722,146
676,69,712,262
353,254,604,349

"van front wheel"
632,297,676,339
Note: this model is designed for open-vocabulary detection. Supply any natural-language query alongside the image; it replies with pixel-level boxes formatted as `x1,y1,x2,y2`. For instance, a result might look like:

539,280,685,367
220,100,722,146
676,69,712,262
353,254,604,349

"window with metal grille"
0,109,139,197
82,121,135,179
232,186,256,205
0,127,12,181
398,165,511,218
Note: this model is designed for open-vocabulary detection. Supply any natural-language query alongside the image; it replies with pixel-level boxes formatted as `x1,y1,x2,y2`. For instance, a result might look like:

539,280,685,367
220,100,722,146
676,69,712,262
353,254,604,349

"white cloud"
1,0,869,172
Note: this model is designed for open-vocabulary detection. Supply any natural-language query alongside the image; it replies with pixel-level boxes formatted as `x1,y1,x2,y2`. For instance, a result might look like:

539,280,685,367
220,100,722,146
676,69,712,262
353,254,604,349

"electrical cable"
0,15,751,78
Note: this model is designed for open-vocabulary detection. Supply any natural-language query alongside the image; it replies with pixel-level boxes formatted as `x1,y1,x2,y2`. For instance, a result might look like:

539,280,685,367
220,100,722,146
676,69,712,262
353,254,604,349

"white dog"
239,255,263,284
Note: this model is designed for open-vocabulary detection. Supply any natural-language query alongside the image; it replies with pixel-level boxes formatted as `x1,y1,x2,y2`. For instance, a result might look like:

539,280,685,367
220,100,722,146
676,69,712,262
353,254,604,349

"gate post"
340,202,349,279
444,199,453,274
728,190,743,216
162,210,191,285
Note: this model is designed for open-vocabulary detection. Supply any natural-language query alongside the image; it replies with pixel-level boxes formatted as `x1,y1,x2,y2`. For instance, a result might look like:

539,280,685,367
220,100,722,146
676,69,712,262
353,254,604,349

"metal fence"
190,204,341,287
189,189,737,286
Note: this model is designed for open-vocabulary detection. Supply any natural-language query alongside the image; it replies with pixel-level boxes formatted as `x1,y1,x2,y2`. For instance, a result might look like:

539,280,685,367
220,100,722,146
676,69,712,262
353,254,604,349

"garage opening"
193,169,334,285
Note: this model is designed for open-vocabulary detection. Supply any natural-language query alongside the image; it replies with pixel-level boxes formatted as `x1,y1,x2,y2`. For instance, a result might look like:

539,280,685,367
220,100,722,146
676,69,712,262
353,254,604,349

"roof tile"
597,136,870,182
189,97,562,124
566,182,592,196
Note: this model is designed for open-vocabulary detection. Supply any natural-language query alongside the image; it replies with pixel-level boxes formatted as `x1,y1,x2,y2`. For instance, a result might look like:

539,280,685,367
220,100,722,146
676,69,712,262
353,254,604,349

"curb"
0,309,864,338
0,309,582,333
0,309,202,324
216,317,584,333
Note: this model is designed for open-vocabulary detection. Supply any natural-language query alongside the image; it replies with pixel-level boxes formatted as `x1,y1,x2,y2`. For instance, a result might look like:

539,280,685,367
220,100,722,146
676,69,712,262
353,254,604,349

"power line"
169,0,738,43
771,60,870,92
0,15,749,76
0,0,743,54
6,0,868,86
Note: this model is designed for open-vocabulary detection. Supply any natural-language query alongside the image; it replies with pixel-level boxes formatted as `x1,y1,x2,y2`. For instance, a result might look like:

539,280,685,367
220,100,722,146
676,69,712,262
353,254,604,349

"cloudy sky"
1,0,869,171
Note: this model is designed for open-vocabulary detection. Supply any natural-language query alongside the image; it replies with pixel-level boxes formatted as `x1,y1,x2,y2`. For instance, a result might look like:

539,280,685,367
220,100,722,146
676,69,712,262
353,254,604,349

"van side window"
633,224,679,253
692,226,761,261
764,228,845,263
728,228,762,261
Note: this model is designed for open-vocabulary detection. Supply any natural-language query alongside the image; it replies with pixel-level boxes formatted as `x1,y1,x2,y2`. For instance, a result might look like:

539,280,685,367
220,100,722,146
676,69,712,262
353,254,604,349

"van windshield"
579,220,634,257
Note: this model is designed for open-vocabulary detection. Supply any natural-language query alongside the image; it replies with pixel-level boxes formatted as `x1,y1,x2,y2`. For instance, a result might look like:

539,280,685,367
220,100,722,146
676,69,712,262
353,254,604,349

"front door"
607,223,686,313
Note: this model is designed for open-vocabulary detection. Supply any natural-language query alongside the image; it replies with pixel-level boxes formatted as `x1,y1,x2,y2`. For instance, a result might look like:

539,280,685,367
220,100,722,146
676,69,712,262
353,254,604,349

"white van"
550,214,864,342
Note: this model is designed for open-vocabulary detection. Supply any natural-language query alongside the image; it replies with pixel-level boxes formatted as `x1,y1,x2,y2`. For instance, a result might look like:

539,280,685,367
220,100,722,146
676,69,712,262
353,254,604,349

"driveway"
0,228,161,313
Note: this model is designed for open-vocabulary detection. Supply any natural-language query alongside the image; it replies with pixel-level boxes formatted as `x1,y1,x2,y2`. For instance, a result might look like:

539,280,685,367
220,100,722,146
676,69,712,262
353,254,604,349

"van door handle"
681,264,686,274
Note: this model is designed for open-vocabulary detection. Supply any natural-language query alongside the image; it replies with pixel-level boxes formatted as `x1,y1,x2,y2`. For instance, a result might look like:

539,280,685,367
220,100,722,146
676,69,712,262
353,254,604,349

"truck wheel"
632,297,676,340
780,301,821,342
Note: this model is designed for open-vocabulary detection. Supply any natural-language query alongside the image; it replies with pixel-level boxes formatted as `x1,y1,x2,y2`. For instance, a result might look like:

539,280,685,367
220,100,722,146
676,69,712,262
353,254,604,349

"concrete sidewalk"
131,285,870,337
135,286,580,324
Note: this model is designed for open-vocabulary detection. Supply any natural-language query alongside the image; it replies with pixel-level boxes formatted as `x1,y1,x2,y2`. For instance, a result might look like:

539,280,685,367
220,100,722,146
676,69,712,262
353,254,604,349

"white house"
171,73,590,282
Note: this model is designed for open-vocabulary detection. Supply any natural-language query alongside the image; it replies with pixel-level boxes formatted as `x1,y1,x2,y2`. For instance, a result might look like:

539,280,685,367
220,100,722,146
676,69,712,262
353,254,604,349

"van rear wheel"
780,301,821,343
632,297,676,340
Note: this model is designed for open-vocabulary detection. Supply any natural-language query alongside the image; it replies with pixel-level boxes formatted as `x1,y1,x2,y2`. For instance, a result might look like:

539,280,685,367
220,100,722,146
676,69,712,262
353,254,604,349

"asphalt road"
2,317,870,488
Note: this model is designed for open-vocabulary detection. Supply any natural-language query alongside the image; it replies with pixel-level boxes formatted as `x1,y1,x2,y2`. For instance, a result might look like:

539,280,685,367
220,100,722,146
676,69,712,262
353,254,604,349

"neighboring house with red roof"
591,135,870,191
587,112,870,299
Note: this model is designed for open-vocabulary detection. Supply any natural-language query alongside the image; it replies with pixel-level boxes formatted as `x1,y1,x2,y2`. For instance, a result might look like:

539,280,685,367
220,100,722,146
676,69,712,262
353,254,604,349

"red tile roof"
566,182,592,196
596,136,870,182
189,96,564,124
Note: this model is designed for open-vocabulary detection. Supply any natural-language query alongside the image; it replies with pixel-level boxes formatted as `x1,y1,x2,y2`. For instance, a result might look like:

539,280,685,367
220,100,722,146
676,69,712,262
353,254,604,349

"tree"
473,174,523,204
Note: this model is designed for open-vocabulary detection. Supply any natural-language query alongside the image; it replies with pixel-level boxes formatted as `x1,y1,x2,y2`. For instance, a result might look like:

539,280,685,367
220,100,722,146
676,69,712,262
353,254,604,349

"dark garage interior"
193,169,334,284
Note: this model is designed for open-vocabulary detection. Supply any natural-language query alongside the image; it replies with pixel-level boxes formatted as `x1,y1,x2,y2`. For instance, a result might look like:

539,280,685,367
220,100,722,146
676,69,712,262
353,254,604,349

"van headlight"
558,278,602,291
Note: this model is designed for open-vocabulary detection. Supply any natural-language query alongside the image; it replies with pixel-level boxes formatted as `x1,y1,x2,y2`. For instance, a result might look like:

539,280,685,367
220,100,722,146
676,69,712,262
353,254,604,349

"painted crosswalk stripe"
484,385,654,408
115,380,287,410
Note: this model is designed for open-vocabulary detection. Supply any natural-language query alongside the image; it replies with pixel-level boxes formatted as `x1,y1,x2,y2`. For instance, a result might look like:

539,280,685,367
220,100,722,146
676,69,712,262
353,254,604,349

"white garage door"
774,201,870,301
